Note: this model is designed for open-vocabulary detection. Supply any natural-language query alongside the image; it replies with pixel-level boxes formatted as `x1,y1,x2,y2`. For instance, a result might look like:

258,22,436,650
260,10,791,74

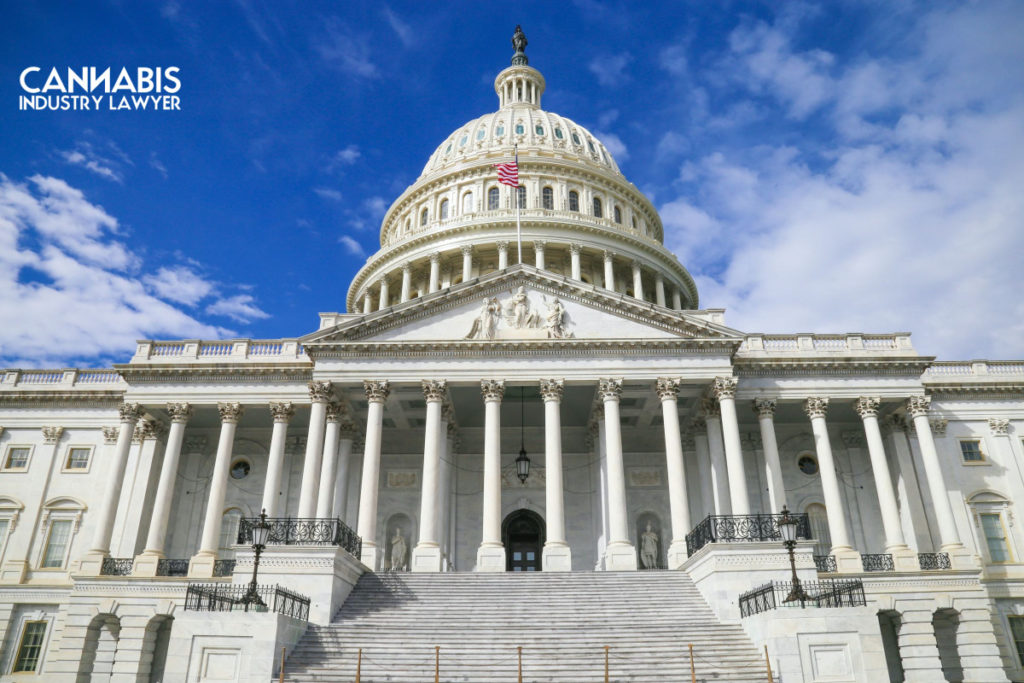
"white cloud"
316,19,379,79
588,52,632,87
314,186,343,202
594,132,629,162
383,6,414,47
0,174,235,366
339,235,366,258
59,141,128,183
143,266,214,305
328,145,361,170
205,294,270,323
659,44,689,76
149,152,168,179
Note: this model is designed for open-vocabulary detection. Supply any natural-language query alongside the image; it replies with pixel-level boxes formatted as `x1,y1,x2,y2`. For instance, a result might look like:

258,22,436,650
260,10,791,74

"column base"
831,546,863,574
411,544,443,572
885,545,920,572
476,544,506,572
605,542,638,571
941,543,980,570
188,551,217,578
133,551,164,577
360,543,381,572
667,540,688,570
78,552,107,577
542,543,572,572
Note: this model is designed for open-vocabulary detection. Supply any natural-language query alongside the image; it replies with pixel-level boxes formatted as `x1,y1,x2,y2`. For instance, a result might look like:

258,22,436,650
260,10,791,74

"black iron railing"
184,583,310,620
685,513,812,555
814,555,837,573
918,552,951,570
156,559,189,577
100,557,134,576
861,553,895,572
213,559,236,577
237,516,362,557
739,580,866,617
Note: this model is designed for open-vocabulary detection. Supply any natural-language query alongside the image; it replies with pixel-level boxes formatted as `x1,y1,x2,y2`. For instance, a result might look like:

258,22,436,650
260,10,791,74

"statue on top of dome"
511,25,528,66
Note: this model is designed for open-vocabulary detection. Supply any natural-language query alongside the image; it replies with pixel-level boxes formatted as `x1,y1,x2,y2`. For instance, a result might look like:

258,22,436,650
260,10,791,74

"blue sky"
1,1,1022,367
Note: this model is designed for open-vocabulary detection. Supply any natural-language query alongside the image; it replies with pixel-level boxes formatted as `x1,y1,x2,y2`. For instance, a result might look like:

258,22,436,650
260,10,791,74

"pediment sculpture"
465,286,574,340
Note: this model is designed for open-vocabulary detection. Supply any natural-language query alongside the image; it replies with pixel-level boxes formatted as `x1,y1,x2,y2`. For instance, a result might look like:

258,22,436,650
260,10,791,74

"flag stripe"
494,161,519,187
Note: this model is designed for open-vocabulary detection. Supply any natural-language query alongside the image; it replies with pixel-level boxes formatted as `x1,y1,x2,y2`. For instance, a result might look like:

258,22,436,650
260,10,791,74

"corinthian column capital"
906,395,931,418
166,402,193,423
363,380,391,403
308,380,333,403
804,397,829,419
42,426,64,444
711,376,738,400
480,379,505,402
269,401,295,423
422,380,449,403
597,378,623,402
539,378,564,402
854,397,881,419
753,398,776,418
217,402,244,424
119,402,145,423
655,377,681,401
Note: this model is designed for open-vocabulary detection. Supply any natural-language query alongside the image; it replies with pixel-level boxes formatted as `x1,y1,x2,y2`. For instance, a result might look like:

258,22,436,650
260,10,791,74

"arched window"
554,127,564,139
420,208,429,226
404,218,410,233
488,187,500,211
631,216,637,230
516,186,526,209
535,125,544,135
439,199,449,220
462,192,474,214
496,125,505,137
542,186,554,210
593,197,603,218
515,123,525,135
476,129,486,140
613,205,622,224
568,190,579,212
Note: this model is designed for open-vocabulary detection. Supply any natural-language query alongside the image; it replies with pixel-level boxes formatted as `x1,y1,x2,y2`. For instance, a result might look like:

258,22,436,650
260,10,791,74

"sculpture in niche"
389,527,408,571
465,297,502,340
640,522,659,570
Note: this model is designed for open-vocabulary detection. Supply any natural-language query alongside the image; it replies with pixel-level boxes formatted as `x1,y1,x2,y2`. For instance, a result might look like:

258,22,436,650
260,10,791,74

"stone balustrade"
130,339,308,364
741,333,915,355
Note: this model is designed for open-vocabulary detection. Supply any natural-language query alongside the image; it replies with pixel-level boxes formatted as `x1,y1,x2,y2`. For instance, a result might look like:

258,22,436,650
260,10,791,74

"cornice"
310,338,738,360
0,390,125,408
114,363,313,384
925,385,1024,400
734,358,934,377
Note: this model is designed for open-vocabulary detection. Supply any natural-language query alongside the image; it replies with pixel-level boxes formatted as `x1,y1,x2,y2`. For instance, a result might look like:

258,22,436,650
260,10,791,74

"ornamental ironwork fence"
156,559,190,577
237,516,362,557
918,552,951,570
685,513,812,555
861,553,895,572
739,580,867,617
100,557,134,576
813,555,837,573
213,559,236,577
184,583,310,621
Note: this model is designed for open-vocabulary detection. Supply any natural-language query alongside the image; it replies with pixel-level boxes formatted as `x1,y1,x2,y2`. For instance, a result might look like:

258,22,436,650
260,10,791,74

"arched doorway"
502,509,545,572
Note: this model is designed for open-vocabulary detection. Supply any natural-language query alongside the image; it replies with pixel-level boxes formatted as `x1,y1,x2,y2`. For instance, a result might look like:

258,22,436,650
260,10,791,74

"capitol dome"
346,29,699,314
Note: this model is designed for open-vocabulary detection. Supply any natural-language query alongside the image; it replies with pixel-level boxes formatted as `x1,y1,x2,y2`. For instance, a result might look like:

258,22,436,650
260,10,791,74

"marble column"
712,377,750,515
855,397,917,570
461,245,473,282
600,378,637,570
672,289,682,310
753,399,787,513
603,251,615,291
654,274,666,307
400,263,412,302
656,378,691,568
437,409,454,568
357,380,390,570
315,402,344,519
534,241,546,270
262,402,294,517
82,403,144,574
190,402,243,577
570,243,582,280
332,423,357,520
702,400,731,515
540,379,571,571
477,380,506,571
907,396,971,567
297,381,332,518
631,261,644,301
428,252,441,293
378,278,389,309
497,241,509,270
413,380,447,571
804,397,860,570
363,290,372,314
135,403,192,575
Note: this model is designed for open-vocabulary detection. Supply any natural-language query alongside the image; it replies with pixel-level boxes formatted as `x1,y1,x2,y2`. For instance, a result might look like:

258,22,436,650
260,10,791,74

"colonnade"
82,379,967,576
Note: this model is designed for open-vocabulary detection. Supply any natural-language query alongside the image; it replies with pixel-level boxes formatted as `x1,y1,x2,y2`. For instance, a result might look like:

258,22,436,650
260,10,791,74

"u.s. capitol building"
1,28,1022,683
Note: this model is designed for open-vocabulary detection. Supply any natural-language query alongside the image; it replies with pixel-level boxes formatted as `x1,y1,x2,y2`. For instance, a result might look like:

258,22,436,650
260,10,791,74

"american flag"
494,161,519,187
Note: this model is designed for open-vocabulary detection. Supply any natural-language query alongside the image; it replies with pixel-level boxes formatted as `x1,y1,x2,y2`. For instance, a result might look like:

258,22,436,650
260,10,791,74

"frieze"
627,467,662,487
387,470,418,488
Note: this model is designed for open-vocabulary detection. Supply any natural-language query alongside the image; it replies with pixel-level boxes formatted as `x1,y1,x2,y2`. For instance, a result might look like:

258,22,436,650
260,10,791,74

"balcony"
685,513,811,556
237,516,362,558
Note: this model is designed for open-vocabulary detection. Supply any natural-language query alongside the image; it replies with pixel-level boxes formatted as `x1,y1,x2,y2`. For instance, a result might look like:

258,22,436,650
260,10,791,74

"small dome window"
496,125,505,136
516,186,526,209
230,459,250,480
476,129,486,140
462,192,473,214
515,124,525,135
588,140,596,153
440,199,449,220
444,143,452,154
631,216,637,230
601,149,608,163
593,197,603,218
535,125,544,135
614,206,622,224
571,132,581,145
420,208,429,226
542,186,554,210
568,190,579,212
554,127,564,139
459,135,468,147
488,187,500,210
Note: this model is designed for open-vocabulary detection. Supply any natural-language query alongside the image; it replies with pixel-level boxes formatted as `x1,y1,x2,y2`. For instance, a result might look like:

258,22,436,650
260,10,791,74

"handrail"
685,513,812,555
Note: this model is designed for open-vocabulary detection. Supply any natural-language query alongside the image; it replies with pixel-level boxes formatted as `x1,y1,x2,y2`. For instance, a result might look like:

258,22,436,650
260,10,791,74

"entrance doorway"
502,509,545,572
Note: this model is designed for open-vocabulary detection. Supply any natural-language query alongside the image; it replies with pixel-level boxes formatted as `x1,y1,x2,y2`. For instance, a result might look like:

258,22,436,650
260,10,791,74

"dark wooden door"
504,512,543,571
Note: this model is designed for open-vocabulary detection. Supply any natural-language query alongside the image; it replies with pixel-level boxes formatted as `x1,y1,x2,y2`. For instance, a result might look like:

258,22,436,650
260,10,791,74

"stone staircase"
281,571,772,682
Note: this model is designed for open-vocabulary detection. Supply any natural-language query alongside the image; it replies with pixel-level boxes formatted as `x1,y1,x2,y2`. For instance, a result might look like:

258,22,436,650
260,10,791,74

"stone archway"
502,509,545,572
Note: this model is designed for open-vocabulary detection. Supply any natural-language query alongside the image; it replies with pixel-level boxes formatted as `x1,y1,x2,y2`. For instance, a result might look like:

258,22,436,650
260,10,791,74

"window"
230,459,250,480
1009,616,1024,667
488,187,500,210
554,127,563,139
459,135,467,147
495,125,504,136
981,513,1012,563
515,124,524,135
960,439,984,462
568,190,579,212
571,132,581,145
542,186,553,210
798,454,819,475
535,125,544,135
632,216,637,230
476,129,485,140
64,447,90,471
516,186,526,209
614,206,622,224
41,519,71,568
13,620,47,673
444,143,451,155
4,446,30,470
0,519,9,561
219,509,243,558
588,140,596,153
593,197,603,218
439,199,449,220
462,192,473,214
420,208,429,226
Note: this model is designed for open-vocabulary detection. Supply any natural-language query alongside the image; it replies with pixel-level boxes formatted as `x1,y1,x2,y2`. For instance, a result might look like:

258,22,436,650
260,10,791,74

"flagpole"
515,144,522,264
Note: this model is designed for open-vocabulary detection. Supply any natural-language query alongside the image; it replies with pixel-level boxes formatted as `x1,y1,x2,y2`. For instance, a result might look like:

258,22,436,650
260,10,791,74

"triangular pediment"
304,266,743,350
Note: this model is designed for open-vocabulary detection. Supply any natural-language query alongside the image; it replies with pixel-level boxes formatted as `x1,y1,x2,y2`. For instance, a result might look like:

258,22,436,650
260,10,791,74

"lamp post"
515,387,530,484
241,508,271,611
777,505,809,605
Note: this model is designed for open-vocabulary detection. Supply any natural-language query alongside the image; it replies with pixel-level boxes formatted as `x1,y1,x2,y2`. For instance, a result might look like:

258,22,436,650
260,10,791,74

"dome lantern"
495,25,545,110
